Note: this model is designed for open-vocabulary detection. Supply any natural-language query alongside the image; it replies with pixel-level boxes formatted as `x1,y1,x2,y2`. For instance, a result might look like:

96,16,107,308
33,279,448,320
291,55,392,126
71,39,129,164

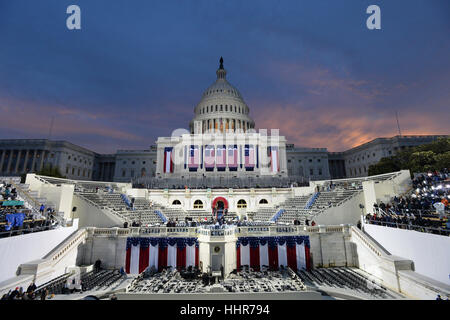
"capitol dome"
189,57,255,134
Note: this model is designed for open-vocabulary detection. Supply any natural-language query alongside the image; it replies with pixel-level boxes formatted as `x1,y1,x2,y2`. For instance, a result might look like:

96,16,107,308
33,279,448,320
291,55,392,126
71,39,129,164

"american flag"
228,145,238,168
163,147,173,173
244,144,255,169
216,145,226,168
188,145,199,170
270,146,279,173
204,146,215,168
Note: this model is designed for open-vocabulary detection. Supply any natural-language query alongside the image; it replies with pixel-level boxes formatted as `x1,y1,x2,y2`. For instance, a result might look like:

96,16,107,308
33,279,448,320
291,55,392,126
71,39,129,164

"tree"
435,151,450,171
37,165,66,179
408,151,437,173
368,157,400,176
368,137,450,176
416,137,450,154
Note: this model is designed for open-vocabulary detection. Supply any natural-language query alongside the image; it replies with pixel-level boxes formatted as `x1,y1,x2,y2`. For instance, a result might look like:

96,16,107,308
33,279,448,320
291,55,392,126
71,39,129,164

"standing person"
27,282,37,294
9,287,20,300
40,288,48,300
39,204,45,215
434,201,445,219
373,203,379,213
94,259,102,272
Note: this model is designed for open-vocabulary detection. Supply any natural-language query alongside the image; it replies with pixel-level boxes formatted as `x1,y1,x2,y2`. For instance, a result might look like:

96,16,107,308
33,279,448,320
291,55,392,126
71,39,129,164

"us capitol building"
0,58,446,184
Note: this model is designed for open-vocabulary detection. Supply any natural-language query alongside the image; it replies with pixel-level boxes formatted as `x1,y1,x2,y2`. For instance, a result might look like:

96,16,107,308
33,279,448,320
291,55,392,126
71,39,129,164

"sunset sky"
0,0,449,154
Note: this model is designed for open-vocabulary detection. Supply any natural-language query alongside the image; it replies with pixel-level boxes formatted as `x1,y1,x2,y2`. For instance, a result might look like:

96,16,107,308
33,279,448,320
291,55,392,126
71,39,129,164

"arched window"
237,199,247,208
259,199,268,204
172,200,181,205
193,200,203,209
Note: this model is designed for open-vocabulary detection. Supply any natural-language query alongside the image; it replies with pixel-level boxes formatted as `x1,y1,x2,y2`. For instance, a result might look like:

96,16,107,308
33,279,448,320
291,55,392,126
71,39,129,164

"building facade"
113,147,158,183
331,135,449,178
285,144,331,180
0,139,96,180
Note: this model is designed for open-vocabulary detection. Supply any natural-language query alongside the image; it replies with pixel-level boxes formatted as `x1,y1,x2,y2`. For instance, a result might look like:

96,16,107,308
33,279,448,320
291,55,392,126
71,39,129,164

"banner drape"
149,243,159,269
168,244,177,269
130,244,140,274
259,243,269,268
240,243,250,267
277,243,287,268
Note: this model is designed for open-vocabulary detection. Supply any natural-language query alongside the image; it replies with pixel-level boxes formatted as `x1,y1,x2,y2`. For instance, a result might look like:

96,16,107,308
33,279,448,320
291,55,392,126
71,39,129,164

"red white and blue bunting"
269,146,279,173
125,237,199,274
163,147,174,173
236,236,311,271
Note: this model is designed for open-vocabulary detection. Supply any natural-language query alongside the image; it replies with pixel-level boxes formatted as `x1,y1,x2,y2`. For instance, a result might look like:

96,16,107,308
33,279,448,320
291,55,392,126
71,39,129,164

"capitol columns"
0,150,5,171
259,129,269,170
156,143,164,175
22,149,30,173
30,149,37,172
14,150,22,173
6,150,14,173
39,150,45,172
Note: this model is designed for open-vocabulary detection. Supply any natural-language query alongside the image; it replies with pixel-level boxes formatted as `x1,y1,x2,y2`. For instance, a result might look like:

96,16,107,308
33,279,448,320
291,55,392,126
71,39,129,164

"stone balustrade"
86,223,352,239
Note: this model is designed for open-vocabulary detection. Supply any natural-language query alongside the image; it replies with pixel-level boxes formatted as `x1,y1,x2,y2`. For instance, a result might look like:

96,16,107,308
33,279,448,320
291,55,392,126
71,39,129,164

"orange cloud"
254,103,448,151
0,99,144,143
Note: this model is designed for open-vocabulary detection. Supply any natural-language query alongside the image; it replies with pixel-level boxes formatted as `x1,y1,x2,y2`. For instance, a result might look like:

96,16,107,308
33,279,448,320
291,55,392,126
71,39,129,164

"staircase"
12,182,66,226
76,193,165,225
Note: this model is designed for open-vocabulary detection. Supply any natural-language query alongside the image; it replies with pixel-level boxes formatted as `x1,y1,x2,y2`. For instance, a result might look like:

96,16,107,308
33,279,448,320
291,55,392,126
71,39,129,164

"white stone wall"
363,222,450,285
72,194,124,228
0,220,79,284
308,228,355,268
79,235,127,269
146,187,292,214
314,192,365,225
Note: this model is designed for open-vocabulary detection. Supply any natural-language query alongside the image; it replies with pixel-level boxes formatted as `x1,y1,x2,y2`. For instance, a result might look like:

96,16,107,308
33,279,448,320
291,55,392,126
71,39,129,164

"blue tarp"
270,209,286,222
304,192,320,209
154,210,168,223
4,213,26,230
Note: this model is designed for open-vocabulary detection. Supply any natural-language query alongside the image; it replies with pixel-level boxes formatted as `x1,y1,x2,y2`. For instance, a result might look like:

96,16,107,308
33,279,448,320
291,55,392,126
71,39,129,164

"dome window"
259,199,269,204
172,200,181,205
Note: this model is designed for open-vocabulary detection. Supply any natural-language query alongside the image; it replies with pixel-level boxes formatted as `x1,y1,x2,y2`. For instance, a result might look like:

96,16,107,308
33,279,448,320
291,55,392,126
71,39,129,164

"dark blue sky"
0,0,449,153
